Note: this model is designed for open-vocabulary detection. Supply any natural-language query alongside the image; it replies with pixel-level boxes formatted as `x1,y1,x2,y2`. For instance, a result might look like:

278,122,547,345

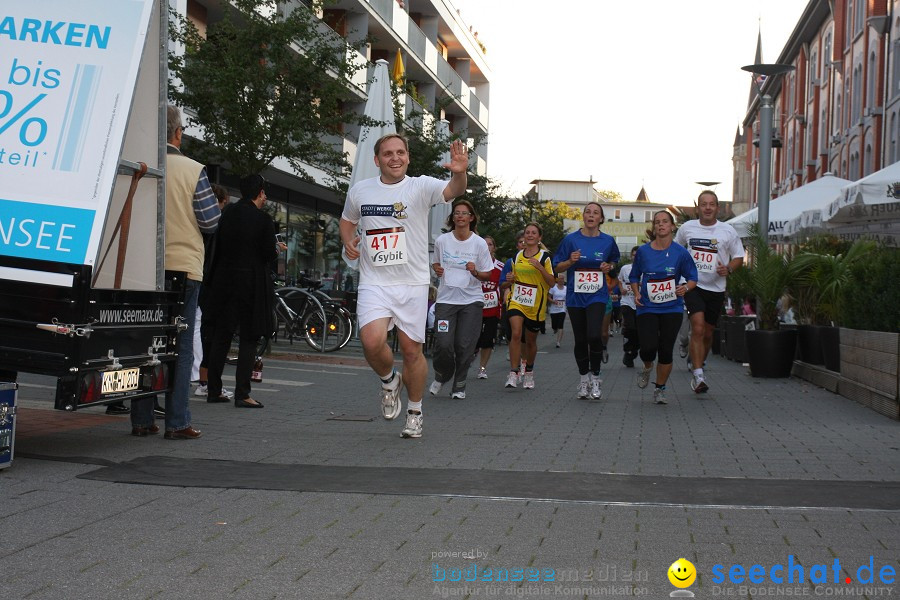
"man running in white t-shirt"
674,190,744,394
340,134,468,438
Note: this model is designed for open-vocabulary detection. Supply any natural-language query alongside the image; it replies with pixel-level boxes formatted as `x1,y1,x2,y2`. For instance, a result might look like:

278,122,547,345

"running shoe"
679,344,688,359
401,411,423,438
653,388,668,404
505,372,519,388
194,383,208,397
451,390,466,400
477,367,488,379
576,380,589,399
691,375,709,394
590,375,602,400
522,372,535,389
380,372,403,420
637,364,652,389
428,380,443,396
602,349,609,363
622,354,634,368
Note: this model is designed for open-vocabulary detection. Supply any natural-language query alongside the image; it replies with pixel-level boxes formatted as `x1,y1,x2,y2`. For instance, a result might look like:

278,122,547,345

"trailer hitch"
36,319,93,338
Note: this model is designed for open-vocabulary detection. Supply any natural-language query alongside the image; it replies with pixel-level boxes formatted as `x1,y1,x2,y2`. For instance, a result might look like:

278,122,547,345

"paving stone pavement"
2,331,898,599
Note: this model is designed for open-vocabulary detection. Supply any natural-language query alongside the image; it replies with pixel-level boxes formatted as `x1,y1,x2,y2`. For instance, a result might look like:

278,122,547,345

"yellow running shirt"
505,249,553,321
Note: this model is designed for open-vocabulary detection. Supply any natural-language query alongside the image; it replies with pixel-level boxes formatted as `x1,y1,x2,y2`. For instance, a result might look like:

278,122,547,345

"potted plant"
743,231,797,377
723,263,753,361
788,239,875,372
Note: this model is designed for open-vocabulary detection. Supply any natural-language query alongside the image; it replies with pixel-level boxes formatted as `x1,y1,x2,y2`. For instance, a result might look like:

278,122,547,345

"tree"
597,189,623,202
168,0,368,179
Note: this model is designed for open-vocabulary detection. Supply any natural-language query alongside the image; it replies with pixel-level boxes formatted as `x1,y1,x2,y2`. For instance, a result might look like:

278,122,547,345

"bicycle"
273,281,353,352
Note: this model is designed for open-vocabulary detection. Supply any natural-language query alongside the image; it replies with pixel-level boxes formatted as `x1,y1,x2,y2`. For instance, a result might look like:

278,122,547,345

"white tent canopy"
727,173,851,239
823,160,900,225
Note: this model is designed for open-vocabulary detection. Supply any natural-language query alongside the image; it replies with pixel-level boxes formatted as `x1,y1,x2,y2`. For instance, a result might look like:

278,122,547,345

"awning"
822,161,900,226
727,173,851,239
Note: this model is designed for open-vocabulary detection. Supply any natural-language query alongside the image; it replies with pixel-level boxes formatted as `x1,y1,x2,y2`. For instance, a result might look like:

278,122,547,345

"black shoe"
153,405,166,418
623,354,634,368
235,397,264,408
105,402,130,415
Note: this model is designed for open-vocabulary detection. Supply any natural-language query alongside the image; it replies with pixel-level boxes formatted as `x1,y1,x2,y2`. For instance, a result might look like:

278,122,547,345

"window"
820,108,827,153
892,112,898,163
644,211,651,223
846,0,854,46
867,51,876,111
810,50,818,89
835,90,842,133
865,143,873,175
893,19,900,99
855,0,865,35
614,209,621,220
852,64,861,123
824,32,832,70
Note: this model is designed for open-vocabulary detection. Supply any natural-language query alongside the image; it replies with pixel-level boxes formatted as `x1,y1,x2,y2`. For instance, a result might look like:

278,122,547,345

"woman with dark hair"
553,202,620,400
503,222,555,390
629,210,698,405
429,200,494,399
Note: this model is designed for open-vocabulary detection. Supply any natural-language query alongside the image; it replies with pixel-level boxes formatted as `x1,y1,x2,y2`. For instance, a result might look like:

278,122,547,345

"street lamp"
741,63,795,239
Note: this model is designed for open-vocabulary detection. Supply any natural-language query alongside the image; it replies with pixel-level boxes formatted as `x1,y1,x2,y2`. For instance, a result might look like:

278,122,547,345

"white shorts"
357,284,429,343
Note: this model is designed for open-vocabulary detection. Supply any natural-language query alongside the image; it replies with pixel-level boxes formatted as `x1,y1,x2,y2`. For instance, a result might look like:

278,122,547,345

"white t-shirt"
675,220,745,293
548,285,567,314
434,231,494,305
342,175,448,286
617,263,636,310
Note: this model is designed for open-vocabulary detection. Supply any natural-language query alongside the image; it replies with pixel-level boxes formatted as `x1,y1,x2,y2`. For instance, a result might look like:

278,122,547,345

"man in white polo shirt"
675,190,744,394
340,134,468,438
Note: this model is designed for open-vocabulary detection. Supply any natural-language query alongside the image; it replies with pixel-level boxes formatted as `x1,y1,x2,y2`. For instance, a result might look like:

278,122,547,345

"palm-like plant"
788,240,876,326
745,231,792,330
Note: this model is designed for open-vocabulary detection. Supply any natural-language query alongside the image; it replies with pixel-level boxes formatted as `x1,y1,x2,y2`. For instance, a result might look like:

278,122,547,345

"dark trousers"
207,296,258,402
637,311,683,365
567,302,607,375
621,306,640,358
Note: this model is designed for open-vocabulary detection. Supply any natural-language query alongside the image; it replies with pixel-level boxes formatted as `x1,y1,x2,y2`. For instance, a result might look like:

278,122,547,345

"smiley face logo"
668,558,696,588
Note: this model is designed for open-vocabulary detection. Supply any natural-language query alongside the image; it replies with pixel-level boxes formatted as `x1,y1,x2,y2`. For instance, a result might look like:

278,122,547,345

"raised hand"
442,139,469,174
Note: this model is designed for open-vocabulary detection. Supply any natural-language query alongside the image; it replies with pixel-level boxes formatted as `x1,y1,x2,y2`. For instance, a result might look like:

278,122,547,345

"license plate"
101,368,140,395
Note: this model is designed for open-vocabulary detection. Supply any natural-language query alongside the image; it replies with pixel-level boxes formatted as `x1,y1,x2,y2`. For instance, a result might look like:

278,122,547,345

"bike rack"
273,287,329,353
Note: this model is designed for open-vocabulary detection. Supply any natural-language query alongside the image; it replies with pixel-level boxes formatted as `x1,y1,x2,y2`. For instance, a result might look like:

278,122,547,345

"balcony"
363,0,487,131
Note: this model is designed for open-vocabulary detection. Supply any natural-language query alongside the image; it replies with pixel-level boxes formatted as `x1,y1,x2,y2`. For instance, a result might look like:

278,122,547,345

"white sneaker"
679,344,688,359
428,380,443,396
401,411,423,438
505,372,519,388
691,375,709,394
590,375,602,399
653,388,668,404
576,380,589,399
522,371,535,389
451,390,466,399
219,387,234,400
602,349,609,363
194,383,208,397
380,372,403,420
637,364,652,389
477,367,488,379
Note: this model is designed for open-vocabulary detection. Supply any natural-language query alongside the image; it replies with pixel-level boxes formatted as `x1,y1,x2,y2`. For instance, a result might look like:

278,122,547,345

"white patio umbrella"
342,59,396,268
727,173,850,239
822,160,900,226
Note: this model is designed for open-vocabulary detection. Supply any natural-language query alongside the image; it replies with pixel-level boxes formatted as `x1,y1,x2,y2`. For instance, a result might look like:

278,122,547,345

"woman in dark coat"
204,174,280,408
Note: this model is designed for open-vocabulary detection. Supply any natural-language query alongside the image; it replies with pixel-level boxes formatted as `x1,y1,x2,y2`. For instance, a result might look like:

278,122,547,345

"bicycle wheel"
302,307,352,352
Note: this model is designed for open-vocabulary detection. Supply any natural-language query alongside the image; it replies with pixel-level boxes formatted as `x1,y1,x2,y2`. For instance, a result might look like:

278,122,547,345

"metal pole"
757,94,774,239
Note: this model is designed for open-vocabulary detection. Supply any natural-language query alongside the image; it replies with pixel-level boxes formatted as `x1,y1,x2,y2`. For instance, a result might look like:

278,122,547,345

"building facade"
171,0,490,288
737,0,897,213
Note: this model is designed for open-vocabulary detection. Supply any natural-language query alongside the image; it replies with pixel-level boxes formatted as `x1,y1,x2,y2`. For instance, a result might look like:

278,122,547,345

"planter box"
838,328,899,420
